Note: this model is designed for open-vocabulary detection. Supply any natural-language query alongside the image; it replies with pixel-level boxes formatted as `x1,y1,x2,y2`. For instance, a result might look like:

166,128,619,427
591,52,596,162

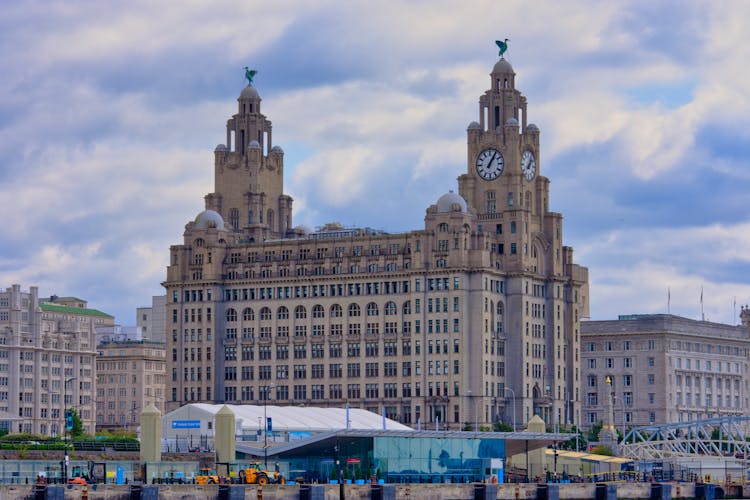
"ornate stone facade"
164,54,589,429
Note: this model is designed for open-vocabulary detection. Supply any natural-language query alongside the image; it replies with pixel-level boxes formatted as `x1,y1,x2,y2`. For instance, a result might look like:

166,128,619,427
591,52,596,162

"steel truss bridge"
620,416,750,460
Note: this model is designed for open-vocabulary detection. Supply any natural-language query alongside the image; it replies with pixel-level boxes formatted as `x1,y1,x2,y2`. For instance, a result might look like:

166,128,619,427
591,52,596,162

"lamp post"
504,387,516,432
63,377,77,481
264,384,274,469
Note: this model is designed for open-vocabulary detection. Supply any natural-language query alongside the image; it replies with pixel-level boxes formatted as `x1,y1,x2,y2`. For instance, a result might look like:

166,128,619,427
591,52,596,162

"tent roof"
165,403,413,432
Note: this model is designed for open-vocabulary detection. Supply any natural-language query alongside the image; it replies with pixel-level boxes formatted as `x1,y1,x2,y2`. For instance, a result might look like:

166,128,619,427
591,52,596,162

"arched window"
260,307,272,321
229,208,239,230
438,223,449,232
194,238,205,247
348,304,361,317
242,307,254,321
330,304,343,318
277,306,289,320
384,301,397,316
402,301,412,315
267,209,274,230
312,305,325,319
248,209,254,224
226,308,237,322
366,303,379,316
295,305,307,319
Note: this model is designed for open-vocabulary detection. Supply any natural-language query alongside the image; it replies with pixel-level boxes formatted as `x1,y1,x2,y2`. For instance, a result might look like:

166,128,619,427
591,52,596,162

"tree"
589,445,613,456
588,421,603,442
68,408,84,439
493,422,514,432
559,425,588,451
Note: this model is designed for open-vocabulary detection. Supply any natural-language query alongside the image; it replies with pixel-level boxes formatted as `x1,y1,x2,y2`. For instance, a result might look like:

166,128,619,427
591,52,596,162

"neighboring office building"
95,339,167,431
164,51,589,429
580,313,750,431
96,324,143,344
137,295,166,343
0,284,111,435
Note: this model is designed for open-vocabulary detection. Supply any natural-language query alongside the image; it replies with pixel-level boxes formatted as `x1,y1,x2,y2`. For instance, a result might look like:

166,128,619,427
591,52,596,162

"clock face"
476,148,504,180
521,150,536,181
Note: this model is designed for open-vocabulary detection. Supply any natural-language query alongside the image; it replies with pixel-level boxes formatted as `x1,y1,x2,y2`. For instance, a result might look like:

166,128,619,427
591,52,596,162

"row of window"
586,339,656,351
175,339,461,363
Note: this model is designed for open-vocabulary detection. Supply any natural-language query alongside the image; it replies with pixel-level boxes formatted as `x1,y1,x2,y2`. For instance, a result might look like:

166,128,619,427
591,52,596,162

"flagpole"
700,286,704,321
667,287,671,314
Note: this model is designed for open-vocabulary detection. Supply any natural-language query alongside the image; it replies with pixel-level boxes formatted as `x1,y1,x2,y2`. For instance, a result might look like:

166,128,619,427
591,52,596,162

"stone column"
215,405,236,476
140,404,162,462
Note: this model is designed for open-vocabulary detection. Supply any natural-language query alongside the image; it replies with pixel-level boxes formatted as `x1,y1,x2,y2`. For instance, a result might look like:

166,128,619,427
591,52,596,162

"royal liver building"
164,48,589,430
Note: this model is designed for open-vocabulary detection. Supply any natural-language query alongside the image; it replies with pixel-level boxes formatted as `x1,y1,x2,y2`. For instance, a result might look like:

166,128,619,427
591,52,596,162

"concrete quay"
4,482,745,499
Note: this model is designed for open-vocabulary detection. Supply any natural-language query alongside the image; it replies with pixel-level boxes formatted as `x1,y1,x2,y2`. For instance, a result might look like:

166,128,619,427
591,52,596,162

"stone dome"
214,144,227,152
467,121,481,130
240,85,259,99
493,58,514,74
270,145,284,154
436,191,468,213
505,117,519,126
194,210,225,230
248,140,261,150
527,123,539,132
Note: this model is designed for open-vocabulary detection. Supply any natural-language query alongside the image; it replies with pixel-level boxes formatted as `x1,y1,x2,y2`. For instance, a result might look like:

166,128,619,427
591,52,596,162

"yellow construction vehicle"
195,468,222,484
238,463,285,485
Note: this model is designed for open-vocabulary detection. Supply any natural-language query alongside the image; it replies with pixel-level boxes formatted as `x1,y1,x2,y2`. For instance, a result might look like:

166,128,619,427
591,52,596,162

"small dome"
214,144,227,152
467,121,481,130
270,145,284,154
436,191,468,213
194,210,225,230
505,117,519,126
240,85,259,99
493,58,514,74
248,140,261,150
527,123,539,132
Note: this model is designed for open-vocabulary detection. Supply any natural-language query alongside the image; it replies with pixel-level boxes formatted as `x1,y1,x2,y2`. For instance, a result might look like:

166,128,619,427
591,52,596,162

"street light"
504,387,516,432
63,377,77,481
264,384,275,469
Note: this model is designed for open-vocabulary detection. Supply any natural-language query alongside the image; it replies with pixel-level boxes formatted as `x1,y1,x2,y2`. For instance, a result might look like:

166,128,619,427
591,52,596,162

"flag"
417,417,421,431
382,407,386,430
345,402,350,430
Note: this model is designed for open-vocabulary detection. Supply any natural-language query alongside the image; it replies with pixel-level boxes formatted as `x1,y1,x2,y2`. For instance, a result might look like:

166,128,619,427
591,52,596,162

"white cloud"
1,1,750,324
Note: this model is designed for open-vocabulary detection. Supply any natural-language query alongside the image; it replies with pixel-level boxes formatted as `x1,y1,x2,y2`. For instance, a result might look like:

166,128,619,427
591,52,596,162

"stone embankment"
5,481,743,499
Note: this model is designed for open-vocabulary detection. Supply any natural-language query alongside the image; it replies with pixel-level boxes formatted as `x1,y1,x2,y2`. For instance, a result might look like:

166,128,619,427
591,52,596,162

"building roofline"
39,303,113,318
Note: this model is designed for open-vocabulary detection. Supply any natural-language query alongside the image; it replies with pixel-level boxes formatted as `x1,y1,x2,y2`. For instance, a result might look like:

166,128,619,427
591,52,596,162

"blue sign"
172,420,201,429
65,410,73,431
267,417,272,433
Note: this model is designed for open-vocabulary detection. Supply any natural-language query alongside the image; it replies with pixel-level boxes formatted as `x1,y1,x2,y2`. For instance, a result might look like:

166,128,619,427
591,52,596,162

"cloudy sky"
1,0,749,325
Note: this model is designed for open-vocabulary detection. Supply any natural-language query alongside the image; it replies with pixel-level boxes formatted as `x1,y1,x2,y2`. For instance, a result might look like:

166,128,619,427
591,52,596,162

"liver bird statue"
244,66,257,84
495,39,510,58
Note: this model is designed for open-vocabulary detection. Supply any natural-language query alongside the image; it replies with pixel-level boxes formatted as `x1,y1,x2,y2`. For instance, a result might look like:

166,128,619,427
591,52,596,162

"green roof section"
39,303,113,319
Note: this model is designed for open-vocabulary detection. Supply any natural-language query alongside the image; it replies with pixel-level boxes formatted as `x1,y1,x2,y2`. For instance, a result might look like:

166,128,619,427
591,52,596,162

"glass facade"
269,434,507,483
376,436,504,483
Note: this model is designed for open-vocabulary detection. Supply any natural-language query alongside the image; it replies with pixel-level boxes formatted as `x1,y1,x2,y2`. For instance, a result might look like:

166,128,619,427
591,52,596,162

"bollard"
33,484,46,500
82,485,88,500
300,484,311,500
537,484,548,500
474,483,486,500
257,484,263,500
